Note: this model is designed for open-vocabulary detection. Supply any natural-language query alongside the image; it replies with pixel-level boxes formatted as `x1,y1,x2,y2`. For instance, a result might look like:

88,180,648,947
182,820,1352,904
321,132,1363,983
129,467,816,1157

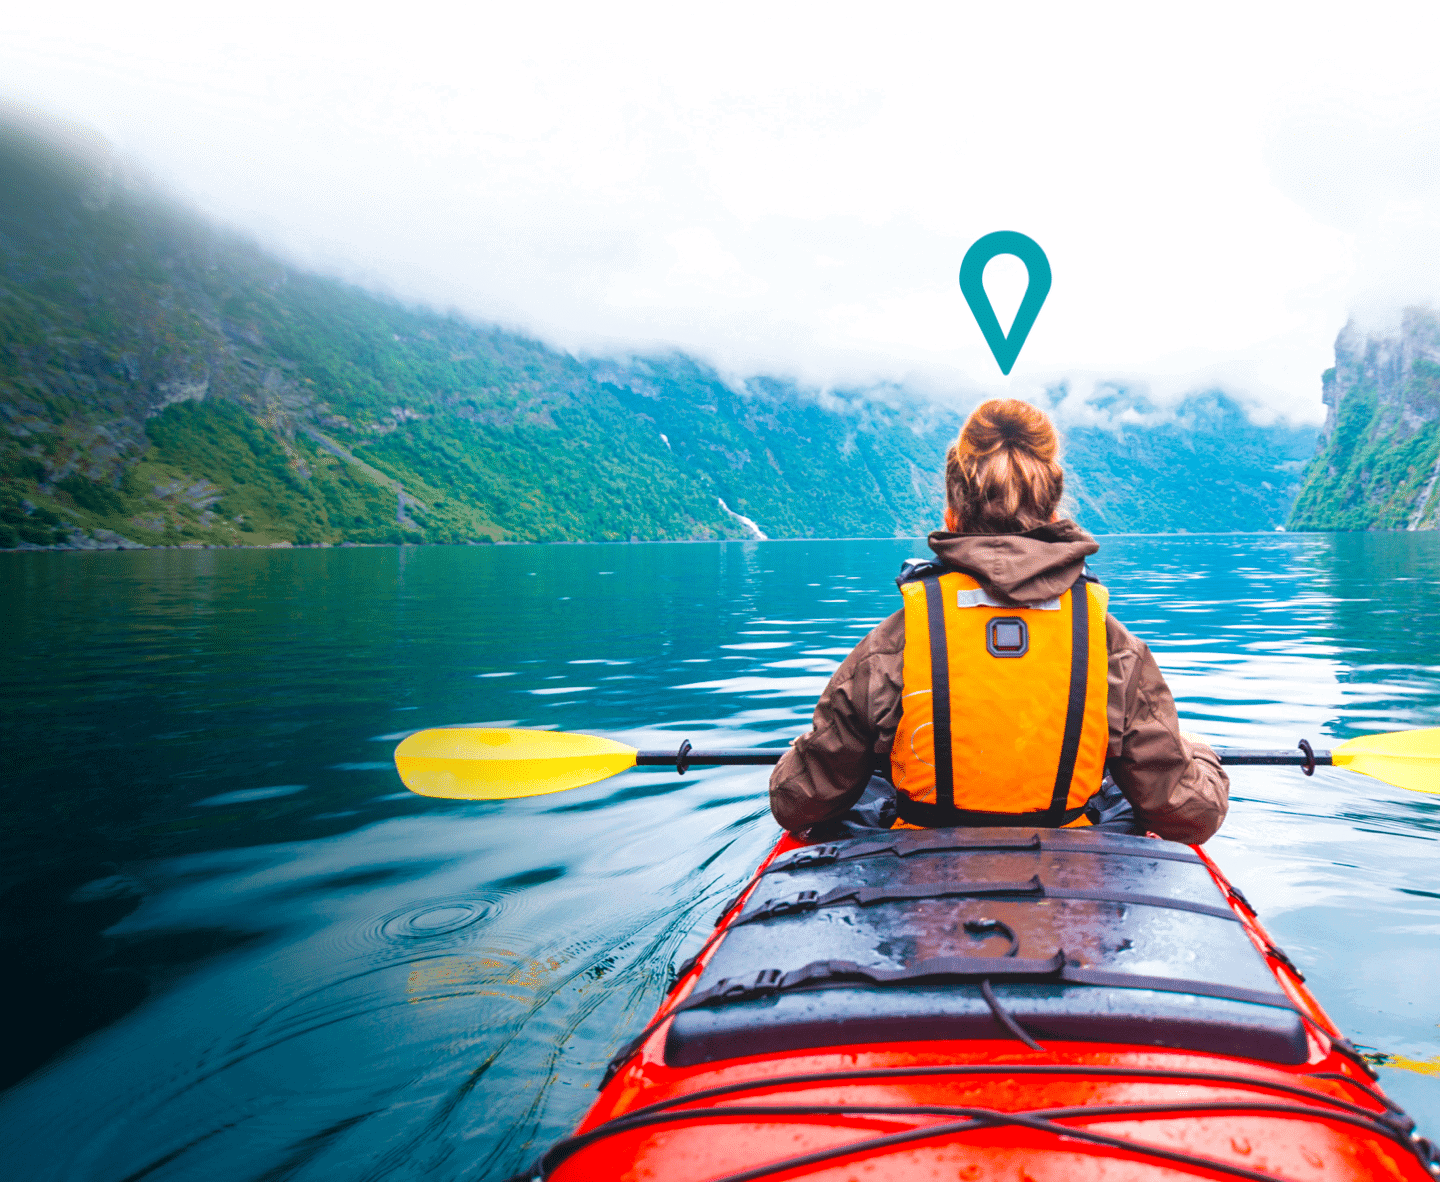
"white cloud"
5,1,1440,420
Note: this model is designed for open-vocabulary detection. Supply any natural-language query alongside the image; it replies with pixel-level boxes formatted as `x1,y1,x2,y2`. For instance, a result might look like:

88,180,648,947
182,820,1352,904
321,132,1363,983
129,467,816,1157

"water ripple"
377,898,501,943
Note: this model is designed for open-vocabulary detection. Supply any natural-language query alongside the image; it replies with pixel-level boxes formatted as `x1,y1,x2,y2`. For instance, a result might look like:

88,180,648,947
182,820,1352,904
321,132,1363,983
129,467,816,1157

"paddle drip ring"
1298,739,1316,776
676,739,692,776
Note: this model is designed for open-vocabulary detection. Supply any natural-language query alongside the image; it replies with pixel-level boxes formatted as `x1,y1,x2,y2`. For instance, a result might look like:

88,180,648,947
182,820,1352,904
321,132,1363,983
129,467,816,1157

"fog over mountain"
5,3,1440,418
0,119,1315,551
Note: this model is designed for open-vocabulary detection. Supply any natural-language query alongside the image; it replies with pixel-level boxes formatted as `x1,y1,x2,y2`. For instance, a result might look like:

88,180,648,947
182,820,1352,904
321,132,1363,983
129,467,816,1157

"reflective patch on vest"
986,616,1029,657
956,588,1061,611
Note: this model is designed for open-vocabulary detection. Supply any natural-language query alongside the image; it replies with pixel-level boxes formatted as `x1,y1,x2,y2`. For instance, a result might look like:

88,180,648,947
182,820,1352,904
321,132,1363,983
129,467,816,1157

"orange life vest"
889,565,1110,828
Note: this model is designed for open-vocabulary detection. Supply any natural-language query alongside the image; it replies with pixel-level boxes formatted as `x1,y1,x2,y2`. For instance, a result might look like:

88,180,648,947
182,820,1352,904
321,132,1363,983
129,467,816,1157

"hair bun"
961,398,1057,461
945,399,1063,533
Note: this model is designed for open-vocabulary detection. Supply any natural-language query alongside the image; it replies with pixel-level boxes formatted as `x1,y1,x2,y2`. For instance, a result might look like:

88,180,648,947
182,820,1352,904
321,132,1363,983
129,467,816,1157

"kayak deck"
530,828,1438,1181
666,828,1306,1069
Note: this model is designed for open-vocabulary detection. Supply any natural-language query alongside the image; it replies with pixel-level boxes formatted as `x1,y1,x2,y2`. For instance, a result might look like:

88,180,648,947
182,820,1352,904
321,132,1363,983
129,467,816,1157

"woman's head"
944,398,1064,534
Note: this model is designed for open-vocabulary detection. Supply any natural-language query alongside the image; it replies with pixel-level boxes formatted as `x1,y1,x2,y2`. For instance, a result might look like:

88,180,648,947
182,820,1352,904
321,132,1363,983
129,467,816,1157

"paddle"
392,726,1440,800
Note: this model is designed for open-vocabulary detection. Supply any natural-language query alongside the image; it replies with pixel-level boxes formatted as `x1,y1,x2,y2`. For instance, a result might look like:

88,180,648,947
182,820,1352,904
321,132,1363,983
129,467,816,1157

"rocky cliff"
1288,310,1440,531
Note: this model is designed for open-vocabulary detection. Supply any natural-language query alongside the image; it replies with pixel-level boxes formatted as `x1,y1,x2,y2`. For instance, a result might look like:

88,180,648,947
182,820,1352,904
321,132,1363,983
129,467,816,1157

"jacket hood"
927,519,1099,605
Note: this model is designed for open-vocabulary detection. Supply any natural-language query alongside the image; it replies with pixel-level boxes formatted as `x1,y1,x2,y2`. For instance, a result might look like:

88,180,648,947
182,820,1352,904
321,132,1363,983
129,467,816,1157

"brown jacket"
769,521,1229,843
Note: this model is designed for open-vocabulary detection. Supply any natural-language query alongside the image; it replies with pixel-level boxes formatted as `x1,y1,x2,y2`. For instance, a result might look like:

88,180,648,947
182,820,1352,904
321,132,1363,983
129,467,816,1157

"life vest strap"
1048,574,1090,817
921,576,955,811
895,794,1089,829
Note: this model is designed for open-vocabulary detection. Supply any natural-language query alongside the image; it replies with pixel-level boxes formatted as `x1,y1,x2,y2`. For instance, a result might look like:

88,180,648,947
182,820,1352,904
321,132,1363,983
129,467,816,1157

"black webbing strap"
678,953,1070,1011
731,878,1043,926
669,954,1296,1016
1048,575,1090,820
731,876,1241,927
922,576,954,811
768,833,1204,874
896,796,1089,828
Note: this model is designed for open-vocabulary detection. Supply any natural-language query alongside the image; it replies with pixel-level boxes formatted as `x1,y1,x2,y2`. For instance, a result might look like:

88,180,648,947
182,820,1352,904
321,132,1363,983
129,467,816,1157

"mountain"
0,114,1315,550
1060,390,1315,534
1287,310,1440,531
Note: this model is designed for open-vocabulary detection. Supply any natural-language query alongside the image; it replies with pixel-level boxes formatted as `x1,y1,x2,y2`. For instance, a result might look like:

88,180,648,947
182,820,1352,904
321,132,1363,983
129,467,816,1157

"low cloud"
7,3,1440,426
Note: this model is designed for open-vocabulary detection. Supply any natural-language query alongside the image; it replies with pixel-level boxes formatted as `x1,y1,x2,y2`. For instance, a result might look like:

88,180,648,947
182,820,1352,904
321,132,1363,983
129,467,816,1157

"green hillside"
1063,390,1316,534
0,116,1317,550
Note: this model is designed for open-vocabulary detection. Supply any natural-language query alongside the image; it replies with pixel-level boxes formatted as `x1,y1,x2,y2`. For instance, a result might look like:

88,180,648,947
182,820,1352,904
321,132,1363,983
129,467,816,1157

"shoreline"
5,528,1432,555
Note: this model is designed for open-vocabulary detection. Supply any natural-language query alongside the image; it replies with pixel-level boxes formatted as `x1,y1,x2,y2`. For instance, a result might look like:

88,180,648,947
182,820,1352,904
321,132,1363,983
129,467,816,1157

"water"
2,533,1438,1180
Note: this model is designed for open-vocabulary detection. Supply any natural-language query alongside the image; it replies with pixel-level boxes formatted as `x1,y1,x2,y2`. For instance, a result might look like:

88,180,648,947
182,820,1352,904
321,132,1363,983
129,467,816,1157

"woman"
769,398,1228,843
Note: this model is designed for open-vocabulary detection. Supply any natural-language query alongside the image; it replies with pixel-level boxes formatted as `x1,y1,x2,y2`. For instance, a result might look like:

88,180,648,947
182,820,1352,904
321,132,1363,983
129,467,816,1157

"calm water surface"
2,534,1439,1180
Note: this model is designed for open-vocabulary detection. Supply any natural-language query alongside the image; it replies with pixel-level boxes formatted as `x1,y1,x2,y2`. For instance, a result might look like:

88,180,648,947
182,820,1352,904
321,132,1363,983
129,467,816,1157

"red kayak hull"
544,834,1433,1181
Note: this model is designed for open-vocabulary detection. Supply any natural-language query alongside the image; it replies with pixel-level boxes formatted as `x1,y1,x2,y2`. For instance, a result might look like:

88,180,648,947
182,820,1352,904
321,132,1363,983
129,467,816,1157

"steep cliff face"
1288,310,1440,531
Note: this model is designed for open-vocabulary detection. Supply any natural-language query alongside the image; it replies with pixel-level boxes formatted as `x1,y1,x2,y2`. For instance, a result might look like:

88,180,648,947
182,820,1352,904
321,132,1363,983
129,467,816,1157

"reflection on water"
1,533,1437,1178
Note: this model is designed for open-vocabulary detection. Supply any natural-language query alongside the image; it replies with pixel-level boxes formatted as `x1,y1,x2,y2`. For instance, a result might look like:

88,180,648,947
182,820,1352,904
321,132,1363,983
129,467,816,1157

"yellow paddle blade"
1332,728,1440,795
393,728,638,800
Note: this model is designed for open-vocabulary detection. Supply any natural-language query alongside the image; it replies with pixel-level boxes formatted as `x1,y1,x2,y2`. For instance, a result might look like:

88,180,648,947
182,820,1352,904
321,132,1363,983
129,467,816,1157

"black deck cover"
666,827,1308,1067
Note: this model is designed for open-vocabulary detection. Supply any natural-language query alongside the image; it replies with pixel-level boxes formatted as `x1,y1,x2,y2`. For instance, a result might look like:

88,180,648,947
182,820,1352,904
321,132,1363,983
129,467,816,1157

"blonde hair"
945,399,1064,533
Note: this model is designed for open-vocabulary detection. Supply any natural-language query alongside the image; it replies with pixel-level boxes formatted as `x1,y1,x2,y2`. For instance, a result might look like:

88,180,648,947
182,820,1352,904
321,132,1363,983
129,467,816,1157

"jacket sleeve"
768,611,906,833
1105,614,1229,843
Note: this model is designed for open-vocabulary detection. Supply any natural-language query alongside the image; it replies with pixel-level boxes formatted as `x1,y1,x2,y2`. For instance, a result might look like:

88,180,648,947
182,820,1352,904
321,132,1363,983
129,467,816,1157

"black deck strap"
732,877,1042,926
896,796,1088,828
1048,575,1090,821
733,876,1240,927
980,978,1044,1051
1057,965,1295,1009
1043,885,1237,921
922,576,954,811
676,951,1070,1012
666,952,1295,1017
768,832,1203,874
1308,1071,1405,1113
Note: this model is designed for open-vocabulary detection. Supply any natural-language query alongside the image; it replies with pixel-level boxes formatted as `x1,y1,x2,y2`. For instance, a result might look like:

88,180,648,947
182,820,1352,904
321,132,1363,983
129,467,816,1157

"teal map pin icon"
959,231,1051,375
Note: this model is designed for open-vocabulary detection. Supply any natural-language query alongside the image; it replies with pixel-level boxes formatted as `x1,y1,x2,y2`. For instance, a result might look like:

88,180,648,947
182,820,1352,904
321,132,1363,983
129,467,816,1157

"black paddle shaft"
636,742,1333,773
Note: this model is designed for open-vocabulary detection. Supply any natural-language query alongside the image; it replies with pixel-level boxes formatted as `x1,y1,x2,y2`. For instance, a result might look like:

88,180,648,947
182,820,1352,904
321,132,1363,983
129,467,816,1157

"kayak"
513,825,1439,1181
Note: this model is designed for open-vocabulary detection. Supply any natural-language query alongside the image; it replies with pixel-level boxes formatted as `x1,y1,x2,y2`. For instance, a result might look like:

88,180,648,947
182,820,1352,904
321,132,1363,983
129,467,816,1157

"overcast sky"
6,1,1440,420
